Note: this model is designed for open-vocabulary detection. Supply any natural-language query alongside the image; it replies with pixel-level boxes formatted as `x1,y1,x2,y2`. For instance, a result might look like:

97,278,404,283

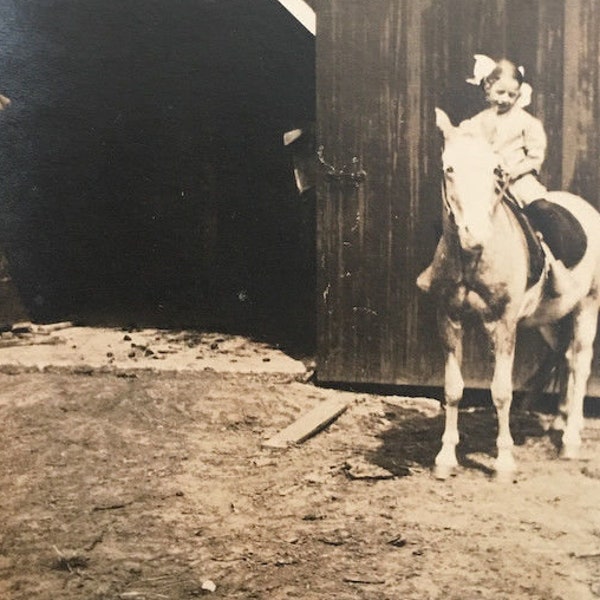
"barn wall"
316,1,600,390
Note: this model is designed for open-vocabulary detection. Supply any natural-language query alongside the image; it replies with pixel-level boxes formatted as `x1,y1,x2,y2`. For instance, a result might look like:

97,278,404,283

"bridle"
441,164,512,222
440,164,512,282
493,167,513,203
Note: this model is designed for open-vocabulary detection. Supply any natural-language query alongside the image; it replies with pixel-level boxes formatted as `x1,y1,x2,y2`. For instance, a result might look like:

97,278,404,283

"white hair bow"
465,54,532,108
465,54,497,85
517,82,532,108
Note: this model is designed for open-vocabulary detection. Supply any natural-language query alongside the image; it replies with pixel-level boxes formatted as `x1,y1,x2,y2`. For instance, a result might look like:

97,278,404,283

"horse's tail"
523,315,573,406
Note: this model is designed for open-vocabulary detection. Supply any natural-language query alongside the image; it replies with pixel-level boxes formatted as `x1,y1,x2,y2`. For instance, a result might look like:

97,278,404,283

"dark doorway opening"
0,0,316,354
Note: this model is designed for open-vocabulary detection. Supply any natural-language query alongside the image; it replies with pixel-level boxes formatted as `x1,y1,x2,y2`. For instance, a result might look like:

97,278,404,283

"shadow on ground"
370,403,550,478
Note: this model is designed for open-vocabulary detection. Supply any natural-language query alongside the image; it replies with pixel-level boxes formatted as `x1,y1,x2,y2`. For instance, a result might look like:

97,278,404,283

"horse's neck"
441,202,528,281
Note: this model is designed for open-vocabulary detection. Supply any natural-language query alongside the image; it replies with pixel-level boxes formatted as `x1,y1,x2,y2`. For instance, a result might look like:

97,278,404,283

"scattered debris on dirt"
201,579,217,593
341,458,401,480
0,324,306,375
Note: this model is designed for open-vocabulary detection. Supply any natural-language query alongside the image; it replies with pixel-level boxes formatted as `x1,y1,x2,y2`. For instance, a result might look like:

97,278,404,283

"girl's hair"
482,59,524,88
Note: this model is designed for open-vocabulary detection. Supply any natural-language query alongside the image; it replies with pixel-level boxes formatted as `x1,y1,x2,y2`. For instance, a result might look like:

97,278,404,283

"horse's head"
435,108,503,252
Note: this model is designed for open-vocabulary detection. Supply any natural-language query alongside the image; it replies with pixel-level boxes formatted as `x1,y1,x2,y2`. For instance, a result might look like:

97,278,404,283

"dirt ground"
1,331,600,599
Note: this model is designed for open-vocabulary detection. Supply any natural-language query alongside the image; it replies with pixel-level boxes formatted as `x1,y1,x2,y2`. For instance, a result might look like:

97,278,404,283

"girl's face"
486,75,521,114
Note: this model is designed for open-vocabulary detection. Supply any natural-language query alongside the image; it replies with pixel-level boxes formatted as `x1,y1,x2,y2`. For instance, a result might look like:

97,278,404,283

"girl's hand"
0,94,11,110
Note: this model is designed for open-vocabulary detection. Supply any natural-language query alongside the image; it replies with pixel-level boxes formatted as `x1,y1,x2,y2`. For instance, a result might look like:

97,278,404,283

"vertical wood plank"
533,0,564,191
562,0,581,192
562,0,600,206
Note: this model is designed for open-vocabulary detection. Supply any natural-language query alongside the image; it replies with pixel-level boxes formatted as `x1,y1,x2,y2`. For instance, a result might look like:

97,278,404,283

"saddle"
523,199,587,269
502,197,587,288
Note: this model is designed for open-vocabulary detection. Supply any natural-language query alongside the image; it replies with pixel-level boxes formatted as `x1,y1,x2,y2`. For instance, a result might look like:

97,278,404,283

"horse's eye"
445,166,454,175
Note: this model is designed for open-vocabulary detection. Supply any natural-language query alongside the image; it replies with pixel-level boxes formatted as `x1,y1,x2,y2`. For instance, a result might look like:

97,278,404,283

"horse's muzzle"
458,226,485,253
462,241,483,254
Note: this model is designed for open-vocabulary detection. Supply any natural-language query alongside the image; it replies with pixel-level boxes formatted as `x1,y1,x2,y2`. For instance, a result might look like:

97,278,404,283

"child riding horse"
429,107,600,479
418,56,579,297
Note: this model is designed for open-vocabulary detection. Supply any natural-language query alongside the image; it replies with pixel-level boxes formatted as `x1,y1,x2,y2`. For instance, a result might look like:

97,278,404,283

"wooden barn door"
316,0,437,385
315,0,597,389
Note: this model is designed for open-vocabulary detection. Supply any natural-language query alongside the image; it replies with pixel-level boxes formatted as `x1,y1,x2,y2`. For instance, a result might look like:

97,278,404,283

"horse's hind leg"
434,313,464,480
559,294,599,459
489,321,518,476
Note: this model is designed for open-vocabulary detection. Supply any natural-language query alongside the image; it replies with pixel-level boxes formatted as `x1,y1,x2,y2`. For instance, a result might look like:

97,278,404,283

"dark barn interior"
0,0,316,350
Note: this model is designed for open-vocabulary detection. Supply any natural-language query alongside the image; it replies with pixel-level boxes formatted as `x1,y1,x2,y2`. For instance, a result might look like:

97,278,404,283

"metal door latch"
317,145,367,188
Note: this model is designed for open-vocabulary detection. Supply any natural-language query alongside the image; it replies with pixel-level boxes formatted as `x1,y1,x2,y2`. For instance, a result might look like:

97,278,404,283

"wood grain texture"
316,1,600,393
262,396,348,448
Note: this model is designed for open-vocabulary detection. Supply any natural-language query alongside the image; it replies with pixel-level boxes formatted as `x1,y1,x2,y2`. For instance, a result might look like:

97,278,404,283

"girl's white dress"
459,106,548,205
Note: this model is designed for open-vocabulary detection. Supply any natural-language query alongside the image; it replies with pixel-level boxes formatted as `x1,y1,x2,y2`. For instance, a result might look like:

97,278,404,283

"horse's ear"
434,108,455,139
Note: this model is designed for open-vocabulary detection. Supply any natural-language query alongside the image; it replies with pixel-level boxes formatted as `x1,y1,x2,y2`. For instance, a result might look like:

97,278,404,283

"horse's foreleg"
434,314,464,480
559,296,599,459
489,322,517,476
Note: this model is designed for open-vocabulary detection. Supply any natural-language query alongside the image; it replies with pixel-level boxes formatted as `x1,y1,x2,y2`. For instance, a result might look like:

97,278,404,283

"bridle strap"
493,168,514,206
441,175,453,216
442,167,512,218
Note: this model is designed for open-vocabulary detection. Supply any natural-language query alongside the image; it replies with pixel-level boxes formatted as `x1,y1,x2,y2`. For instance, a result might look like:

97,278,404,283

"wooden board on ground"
263,396,349,449
37,321,74,334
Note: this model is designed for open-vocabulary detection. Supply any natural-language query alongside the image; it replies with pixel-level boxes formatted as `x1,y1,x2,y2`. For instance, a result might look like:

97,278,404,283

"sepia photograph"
0,1,599,598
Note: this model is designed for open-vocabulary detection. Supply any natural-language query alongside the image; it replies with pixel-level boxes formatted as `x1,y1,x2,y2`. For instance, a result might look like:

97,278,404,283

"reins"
493,167,513,206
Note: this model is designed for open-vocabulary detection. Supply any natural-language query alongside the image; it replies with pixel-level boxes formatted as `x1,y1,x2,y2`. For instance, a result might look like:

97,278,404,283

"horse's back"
548,191,600,272
522,191,600,326
546,191,600,241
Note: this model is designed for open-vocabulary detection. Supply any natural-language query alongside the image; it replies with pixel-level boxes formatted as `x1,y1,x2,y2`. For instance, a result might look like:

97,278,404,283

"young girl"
460,56,548,206
418,55,572,294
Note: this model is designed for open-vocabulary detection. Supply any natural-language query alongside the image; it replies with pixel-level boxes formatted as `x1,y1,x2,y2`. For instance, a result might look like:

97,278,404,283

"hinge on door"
317,145,367,188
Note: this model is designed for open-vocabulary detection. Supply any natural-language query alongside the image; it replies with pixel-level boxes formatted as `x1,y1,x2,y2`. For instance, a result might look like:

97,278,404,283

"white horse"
429,108,600,479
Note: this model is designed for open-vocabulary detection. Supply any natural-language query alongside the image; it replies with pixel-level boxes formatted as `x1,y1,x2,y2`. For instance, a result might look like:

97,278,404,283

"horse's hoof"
494,451,517,475
432,464,455,480
560,445,580,460
493,468,517,483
